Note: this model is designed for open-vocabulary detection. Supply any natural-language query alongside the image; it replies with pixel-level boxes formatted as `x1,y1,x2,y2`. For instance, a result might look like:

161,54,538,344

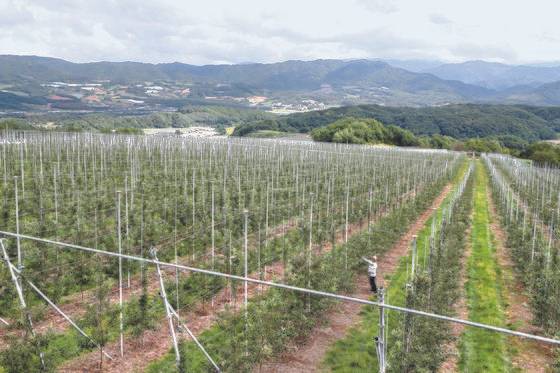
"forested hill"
0,55,483,93
3,56,560,107
233,104,560,142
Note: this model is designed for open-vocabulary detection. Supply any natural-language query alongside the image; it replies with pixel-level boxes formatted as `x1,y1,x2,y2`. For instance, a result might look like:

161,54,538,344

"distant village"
40,80,192,110
37,80,330,114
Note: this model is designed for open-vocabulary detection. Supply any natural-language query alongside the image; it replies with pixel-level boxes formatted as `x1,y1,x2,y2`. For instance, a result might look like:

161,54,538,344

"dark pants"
369,276,377,293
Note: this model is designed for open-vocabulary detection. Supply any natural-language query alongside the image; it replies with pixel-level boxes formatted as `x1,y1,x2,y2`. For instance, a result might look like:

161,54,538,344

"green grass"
459,161,510,372
322,161,470,372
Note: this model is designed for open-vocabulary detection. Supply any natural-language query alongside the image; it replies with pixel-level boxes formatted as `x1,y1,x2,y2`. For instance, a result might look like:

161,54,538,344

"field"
0,131,558,372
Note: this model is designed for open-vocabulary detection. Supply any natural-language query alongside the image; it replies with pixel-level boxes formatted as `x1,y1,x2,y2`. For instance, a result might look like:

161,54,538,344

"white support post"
125,178,131,288
53,168,58,224
1,240,45,369
192,170,196,261
368,187,373,234
174,200,179,314
307,192,314,313
211,183,215,308
243,209,249,357
1,243,113,360
116,191,124,358
14,177,21,275
19,144,24,200
531,217,537,264
166,294,221,372
345,183,349,270
151,247,181,369
2,238,30,309
411,235,417,280
377,288,386,373
0,317,9,326
375,337,383,373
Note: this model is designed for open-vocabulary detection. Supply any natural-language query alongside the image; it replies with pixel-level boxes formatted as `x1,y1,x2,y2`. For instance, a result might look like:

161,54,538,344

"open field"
0,131,558,372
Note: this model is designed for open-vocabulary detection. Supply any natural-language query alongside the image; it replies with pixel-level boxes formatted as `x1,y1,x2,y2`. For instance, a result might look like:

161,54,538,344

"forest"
233,103,560,141
1,105,272,134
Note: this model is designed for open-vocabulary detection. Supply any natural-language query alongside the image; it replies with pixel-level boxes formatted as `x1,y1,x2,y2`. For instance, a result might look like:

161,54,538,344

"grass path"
459,161,510,372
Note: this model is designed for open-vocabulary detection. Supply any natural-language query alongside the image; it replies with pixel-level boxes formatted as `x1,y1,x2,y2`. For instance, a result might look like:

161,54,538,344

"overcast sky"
1,0,559,65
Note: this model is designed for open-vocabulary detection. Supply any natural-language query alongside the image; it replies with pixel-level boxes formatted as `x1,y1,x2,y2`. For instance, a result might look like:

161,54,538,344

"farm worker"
362,256,378,293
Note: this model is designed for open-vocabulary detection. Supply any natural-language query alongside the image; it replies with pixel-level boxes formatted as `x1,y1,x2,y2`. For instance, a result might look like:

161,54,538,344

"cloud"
355,0,398,14
218,16,317,44
449,42,517,62
0,1,35,28
538,33,560,43
0,0,557,65
429,13,453,26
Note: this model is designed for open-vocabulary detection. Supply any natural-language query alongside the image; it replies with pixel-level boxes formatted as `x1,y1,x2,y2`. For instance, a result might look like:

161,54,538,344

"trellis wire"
1,230,559,346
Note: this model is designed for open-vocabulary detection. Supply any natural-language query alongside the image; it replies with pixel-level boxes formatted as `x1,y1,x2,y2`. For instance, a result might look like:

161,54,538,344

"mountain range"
1,55,560,109
425,60,560,90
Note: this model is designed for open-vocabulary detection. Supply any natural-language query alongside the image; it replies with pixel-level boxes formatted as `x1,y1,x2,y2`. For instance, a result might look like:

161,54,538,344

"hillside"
234,104,559,141
0,55,167,83
0,91,47,110
3,56,560,109
1,104,273,133
0,56,494,108
0,55,489,96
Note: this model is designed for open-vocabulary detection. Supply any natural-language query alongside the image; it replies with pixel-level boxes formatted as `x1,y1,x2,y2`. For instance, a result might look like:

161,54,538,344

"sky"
0,0,559,65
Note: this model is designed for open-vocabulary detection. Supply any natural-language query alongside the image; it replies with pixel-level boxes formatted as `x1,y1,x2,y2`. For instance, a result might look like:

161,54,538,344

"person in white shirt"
362,256,378,293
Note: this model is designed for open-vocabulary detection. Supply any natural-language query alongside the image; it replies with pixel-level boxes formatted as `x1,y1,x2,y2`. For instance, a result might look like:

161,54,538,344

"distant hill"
0,55,487,94
377,59,444,72
520,81,560,105
322,60,490,98
0,55,167,83
0,91,47,110
4,55,560,107
0,55,493,106
425,60,560,90
234,104,559,142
